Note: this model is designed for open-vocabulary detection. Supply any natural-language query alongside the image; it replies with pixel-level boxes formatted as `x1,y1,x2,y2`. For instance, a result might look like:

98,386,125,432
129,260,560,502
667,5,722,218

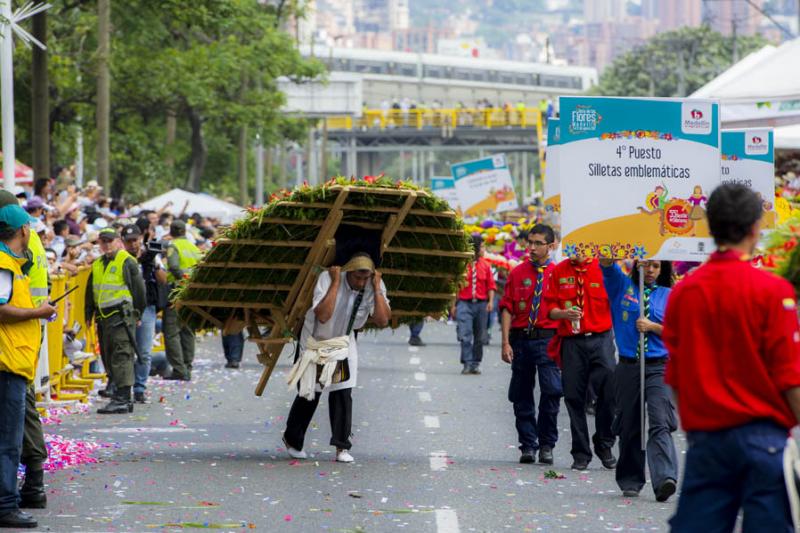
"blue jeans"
222,332,245,363
456,300,488,367
509,336,562,451
670,420,792,533
134,305,157,394
0,371,26,511
409,321,424,339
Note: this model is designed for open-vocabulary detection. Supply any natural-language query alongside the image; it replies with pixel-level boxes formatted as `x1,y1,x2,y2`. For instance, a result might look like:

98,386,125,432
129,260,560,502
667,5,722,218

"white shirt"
299,271,388,392
0,269,11,304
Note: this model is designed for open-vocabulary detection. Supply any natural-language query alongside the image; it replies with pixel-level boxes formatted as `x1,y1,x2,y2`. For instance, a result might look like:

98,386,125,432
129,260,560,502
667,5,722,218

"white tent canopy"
138,188,244,224
691,39,800,128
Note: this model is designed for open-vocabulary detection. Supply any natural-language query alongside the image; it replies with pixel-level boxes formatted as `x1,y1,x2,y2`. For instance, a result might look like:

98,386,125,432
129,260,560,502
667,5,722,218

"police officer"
86,228,146,414
164,220,201,381
499,224,562,465
0,190,48,509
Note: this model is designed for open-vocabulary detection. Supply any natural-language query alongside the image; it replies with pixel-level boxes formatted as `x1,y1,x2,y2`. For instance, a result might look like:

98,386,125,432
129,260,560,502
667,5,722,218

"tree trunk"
165,108,177,169
96,0,111,190
238,124,248,205
31,11,49,181
186,107,206,191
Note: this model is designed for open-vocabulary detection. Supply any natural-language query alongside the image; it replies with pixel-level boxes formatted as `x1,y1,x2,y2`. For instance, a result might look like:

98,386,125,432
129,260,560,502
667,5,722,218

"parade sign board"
431,176,461,212
721,129,775,228
451,154,518,217
544,119,560,213
560,97,721,261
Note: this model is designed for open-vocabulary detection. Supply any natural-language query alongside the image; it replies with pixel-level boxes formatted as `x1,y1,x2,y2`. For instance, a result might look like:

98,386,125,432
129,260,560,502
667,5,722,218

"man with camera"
163,220,201,381
121,224,167,403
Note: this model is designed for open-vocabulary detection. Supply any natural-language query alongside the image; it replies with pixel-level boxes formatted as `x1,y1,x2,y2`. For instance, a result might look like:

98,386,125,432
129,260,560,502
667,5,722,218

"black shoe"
519,450,535,464
408,336,426,347
461,365,470,375
134,392,147,404
0,509,38,528
225,361,240,369
98,387,113,398
622,489,640,498
596,447,617,469
97,398,131,414
164,373,189,381
19,468,46,509
469,366,482,375
538,446,554,465
655,478,677,502
571,459,589,471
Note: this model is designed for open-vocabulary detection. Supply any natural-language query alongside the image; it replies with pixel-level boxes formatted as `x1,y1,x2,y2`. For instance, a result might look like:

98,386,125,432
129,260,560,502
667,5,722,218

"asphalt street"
35,320,684,532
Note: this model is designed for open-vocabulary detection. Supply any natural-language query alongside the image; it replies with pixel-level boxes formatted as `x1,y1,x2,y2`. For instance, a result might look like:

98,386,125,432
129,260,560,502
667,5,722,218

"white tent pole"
1,0,15,191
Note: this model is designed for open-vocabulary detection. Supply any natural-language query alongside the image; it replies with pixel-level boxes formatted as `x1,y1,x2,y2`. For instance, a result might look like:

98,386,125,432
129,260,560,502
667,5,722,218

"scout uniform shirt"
457,258,497,302
663,249,800,432
544,258,612,337
499,260,558,330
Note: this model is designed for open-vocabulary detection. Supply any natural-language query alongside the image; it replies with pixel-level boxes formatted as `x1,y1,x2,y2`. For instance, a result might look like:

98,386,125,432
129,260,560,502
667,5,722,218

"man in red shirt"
664,183,800,532
545,251,616,471
500,224,562,465
454,235,496,374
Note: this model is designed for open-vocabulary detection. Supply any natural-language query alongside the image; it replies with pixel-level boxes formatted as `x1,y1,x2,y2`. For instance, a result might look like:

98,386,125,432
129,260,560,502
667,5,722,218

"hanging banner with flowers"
544,118,561,213
559,96,721,261
451,154,519,217
721,129,775,228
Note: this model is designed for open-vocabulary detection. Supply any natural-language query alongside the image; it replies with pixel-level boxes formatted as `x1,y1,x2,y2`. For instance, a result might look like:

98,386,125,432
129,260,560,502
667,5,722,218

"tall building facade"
641,0,703,30
703,0,765,35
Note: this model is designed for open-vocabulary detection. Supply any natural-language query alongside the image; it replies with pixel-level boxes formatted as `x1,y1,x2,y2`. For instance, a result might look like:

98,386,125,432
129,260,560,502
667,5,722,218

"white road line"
408,346,419,353
414,372,426,381
424,415,440,428
435,509,460,533
418,391,432,402
409,356,421,365
429,451,448,471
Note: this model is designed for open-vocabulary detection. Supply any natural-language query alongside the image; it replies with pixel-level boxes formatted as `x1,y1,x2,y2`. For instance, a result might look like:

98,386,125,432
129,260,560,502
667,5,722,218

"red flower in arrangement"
785,238,798,252
363,175,377,184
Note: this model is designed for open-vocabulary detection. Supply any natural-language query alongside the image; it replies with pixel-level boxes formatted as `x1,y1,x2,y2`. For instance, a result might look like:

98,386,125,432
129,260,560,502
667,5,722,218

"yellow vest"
0,251,43,382
167,238,201,283
91,250,134,318
27,230,48,305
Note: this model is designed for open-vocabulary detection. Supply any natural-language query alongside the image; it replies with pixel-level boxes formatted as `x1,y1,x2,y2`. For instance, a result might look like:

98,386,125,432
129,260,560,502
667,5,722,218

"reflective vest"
0,251,42,382
167,238,201,283
27,230,49,305
91,250,134,319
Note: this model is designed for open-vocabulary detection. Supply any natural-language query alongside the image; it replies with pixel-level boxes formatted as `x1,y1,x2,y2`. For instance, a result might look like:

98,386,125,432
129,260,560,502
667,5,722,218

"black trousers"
21,385,46,470
284,388,353,451
614,361,679,493
561,331,616,462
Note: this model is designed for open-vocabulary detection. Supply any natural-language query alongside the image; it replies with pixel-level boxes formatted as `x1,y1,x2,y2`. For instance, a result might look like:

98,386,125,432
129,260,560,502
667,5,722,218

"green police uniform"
86,247,145,411
164,237,201,380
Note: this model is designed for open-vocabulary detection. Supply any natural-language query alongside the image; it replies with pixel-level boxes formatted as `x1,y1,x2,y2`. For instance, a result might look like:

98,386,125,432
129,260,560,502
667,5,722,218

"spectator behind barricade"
44,248,59,275
51,220,68,259
64,204,81,235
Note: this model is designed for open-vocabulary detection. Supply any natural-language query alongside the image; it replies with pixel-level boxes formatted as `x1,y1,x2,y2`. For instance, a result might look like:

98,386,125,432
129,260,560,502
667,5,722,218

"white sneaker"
336,450,354,463
282,438,307,459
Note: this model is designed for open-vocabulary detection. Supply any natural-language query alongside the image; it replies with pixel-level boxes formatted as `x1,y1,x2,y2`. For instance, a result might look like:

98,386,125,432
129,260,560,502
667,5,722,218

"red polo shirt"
663,250,800,432
499,260,558,329
544,258,612,336
457,258,497,301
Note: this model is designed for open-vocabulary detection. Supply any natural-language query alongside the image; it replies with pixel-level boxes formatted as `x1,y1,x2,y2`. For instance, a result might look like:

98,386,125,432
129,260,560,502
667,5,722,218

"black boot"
98,386,133,414
19,467,46,509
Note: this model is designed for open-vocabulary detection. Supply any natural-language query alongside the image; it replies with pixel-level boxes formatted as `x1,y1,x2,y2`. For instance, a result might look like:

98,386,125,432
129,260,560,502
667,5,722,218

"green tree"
589,26,768,98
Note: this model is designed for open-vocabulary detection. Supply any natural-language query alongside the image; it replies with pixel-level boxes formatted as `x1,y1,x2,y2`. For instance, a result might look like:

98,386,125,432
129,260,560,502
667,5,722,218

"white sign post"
0,1,51,191
721,129,775,228
450,154,519,218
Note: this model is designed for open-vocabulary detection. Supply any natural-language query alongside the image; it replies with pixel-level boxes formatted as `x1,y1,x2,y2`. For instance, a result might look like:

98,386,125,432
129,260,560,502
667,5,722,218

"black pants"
284,388,353,451
561,331,616,462
614,361,679,493
21,385,46,470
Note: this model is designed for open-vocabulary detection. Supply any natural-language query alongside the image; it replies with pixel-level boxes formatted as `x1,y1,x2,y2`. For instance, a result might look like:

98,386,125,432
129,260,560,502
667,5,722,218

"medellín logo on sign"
570,106,599,133
681,102,712,135
744,131,769,155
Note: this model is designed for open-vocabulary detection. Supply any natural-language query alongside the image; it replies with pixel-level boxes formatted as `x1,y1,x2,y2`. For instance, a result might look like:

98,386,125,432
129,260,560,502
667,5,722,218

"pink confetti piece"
283,514,293,522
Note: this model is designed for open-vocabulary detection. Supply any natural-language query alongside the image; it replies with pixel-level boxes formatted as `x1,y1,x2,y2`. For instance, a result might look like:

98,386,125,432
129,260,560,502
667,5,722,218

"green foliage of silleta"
175,178,472,329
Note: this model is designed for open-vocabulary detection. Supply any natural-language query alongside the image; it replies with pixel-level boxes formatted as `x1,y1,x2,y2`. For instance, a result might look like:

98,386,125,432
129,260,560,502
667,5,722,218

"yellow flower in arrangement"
487,227,499,235
502,224,513,233
517,217,527,225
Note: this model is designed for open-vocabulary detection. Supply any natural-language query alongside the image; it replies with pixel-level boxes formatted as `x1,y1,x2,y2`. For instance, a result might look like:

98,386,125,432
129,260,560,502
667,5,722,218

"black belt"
460,298,488,303
510,327,556,340
619,356,668,365
566,329,610,338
